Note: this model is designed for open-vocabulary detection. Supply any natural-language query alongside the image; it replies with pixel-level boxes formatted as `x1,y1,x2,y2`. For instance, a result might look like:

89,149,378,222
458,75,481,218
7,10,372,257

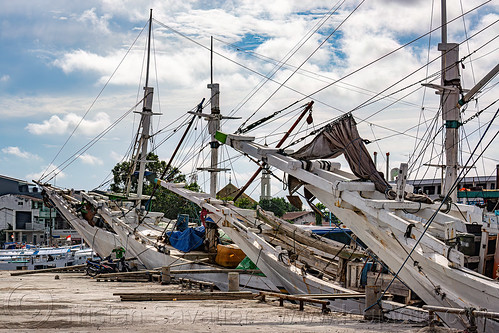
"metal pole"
386,152,390,182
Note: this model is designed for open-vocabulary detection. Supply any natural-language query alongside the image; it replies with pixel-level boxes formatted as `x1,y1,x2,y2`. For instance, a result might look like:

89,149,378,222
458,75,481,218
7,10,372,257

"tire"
86,266,99,277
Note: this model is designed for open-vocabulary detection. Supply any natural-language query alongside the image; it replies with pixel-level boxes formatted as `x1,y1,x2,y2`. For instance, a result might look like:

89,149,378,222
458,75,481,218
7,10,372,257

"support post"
364,285,383,321
228,272,240,292
386,153,390,182
161,266,171,285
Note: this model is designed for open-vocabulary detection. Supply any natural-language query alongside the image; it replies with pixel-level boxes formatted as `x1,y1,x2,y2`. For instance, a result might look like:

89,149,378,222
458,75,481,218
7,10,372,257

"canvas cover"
290,113,392,194
289,113,432,203
166,226,205,253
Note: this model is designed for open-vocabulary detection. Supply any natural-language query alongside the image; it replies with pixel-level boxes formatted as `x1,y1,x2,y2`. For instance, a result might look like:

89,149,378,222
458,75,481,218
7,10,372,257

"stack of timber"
95,270,160,282
178,277,215,291
257,209,365,282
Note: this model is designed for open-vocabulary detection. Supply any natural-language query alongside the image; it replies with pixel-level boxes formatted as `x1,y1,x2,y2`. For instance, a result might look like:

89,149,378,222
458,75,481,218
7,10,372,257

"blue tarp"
166,226,205,253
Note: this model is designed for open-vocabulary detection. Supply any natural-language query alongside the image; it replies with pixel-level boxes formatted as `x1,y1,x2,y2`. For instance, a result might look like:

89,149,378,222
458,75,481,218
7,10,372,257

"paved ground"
0,271,430,332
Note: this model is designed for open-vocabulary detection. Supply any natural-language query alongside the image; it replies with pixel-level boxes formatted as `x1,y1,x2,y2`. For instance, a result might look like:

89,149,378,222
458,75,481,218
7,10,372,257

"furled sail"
289,113,432,203
290,113,391,194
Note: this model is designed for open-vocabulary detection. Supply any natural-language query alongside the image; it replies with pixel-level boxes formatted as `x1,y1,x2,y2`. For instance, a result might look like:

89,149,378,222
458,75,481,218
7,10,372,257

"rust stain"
302,277,311,294
379,239,387,249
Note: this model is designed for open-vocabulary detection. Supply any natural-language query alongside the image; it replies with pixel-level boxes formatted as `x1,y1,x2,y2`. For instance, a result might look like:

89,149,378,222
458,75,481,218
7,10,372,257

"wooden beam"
257,209,363,260
115,291,256,301
258,291,330,313
10,264,86,276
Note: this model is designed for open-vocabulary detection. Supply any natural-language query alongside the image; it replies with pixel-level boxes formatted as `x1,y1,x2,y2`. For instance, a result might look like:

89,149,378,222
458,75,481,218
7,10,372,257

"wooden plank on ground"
171,269,262,274
114,291,256,301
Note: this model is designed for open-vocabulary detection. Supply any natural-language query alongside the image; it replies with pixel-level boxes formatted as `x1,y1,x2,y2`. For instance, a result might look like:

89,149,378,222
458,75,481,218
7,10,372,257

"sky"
0,0,497,200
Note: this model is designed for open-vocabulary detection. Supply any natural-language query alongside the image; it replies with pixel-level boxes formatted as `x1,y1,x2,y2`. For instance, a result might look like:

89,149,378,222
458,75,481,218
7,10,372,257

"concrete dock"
0,271,427,332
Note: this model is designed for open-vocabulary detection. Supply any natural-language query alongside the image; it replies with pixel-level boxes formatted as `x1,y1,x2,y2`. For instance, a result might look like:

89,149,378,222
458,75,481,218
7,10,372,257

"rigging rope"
367,106,499,312
39,21,149,183
42,98,146,183
235,0,349,131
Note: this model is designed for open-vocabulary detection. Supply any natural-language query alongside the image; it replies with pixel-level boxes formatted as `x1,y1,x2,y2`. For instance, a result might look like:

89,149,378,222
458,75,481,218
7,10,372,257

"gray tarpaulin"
288,113,433,203
290,113,392,194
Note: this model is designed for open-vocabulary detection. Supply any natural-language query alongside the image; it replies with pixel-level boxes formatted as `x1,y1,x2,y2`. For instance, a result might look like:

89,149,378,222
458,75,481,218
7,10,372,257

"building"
216,182,258,206
0,194,45,244
282,211,318,225
407,175,497,201
0,174,78,246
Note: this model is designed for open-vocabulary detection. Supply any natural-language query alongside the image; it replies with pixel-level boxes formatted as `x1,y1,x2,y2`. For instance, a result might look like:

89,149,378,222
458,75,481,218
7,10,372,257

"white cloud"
1,146,40,159
78,153,103,165
26,165,66,182
110,150,125,162
0,0,497,192
26,112,111,136
77,8,111,34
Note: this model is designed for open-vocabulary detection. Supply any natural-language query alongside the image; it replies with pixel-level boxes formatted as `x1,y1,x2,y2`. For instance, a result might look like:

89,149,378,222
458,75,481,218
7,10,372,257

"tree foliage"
110,153,200,220
217,195,258,210
258,197,299,217
315,202,341,226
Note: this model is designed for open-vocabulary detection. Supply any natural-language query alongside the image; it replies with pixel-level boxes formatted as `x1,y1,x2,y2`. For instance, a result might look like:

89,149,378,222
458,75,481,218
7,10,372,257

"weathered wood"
165,257,209,269
95,270,157,279
366,271,411,303
258,291,330,313
115,291,256,301
292,293,365,299
179,278,215,292
228,272,239,291
257,208,364,260
263,233,340,278
161,266,171,284
365,285,383,320
172,268,262,274
10,264,87,276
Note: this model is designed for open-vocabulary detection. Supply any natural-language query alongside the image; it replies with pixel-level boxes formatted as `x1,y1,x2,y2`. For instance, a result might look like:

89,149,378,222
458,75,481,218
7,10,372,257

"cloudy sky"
0,0,497,199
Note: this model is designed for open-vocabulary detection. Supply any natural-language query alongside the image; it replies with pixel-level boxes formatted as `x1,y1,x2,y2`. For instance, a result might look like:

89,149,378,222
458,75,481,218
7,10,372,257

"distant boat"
0,245,97,270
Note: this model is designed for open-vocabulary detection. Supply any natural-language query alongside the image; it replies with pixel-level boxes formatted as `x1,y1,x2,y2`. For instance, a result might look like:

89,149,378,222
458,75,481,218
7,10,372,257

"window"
423,186,435,195
18,201,23,206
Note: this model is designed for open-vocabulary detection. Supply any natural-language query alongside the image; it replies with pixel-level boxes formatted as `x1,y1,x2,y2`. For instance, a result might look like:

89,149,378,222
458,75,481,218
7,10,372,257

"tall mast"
439,0,461,202
207,36,221,197
196,37,238,197
137,9,154,200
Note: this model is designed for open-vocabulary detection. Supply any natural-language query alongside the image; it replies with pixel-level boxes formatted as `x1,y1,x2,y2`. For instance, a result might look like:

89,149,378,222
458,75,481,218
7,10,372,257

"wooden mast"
136,9,154,201
439,0,461,202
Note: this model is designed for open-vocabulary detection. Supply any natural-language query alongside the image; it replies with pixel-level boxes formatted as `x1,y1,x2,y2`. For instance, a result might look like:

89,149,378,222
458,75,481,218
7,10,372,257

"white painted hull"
221,135,499,331
108,210,277,292
43,188,125,258
310,185,499,331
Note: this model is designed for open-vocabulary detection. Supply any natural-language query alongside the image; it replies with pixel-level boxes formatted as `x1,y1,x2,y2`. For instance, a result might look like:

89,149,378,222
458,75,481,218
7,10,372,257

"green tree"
315,202,341,226
234,196,258,210
259,197,300,217
150,182,201,220
110,153,200,220
217,195,257,210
